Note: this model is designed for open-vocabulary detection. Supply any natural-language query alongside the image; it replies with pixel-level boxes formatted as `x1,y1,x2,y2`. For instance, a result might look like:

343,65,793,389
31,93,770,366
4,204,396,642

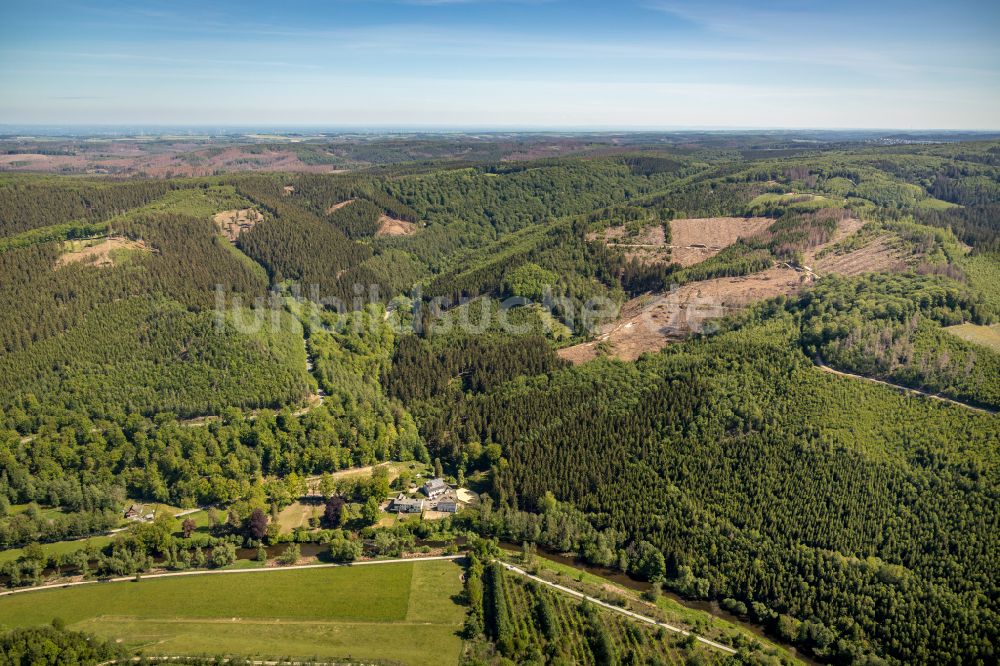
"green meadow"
748,191,838,212
945,322,1000,352
0,560,466,665
0,535,113,564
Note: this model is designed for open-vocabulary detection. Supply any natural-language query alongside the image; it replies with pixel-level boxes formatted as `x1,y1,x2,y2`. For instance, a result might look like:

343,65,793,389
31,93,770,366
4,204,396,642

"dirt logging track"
325,199,419,236
325,199,356,213
563,214,894,364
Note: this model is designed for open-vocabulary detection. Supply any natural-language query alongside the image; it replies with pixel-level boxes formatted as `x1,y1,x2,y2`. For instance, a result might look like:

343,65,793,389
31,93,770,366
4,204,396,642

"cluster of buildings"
391,477,461,514
124,503,155,522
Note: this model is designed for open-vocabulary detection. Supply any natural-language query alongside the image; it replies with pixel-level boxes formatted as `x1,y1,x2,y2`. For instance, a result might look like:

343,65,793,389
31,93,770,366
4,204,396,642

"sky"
1,0,999,129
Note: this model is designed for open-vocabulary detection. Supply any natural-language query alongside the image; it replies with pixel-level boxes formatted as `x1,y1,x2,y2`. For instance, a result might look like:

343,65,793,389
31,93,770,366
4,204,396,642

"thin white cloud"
642,0,826,35
200,23,999,81
6,14,998,88
50,0,997,84
4,0,998,128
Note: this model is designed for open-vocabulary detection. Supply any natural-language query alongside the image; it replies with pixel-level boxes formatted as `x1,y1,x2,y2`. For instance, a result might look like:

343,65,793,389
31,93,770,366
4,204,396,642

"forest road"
814,361,995,415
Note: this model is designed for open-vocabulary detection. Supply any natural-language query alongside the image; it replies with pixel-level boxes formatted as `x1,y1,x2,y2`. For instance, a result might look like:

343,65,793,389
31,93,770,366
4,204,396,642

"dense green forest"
0,205,308,422
0,136,998,665
796,274,999,409
0,623,125,665
409,315,998,664
0,176,171,236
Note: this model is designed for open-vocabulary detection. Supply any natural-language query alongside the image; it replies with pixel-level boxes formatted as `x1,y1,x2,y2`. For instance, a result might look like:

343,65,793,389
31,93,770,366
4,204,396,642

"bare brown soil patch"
813,236,903,276
668,217,775,267
563,214,874,364
802,215,866,268
376,215,418,237
588,217,775,268
56,236,151,269
557,341,604,365
212,208,264,242
326,199,356,214
559,266,813,364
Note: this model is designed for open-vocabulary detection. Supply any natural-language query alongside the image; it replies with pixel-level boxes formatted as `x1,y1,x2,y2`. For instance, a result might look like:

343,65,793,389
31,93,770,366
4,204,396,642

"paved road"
815,361,995,415
498,561,737,655
0,554,463,598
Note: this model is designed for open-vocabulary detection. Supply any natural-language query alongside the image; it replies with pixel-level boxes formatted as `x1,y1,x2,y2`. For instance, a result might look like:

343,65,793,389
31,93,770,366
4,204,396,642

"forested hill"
0,136,998,664
404,314,998,664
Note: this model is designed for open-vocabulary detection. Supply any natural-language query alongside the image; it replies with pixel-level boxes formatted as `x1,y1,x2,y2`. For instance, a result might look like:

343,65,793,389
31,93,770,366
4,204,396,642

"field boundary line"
498,560,738,655
0,555,464,598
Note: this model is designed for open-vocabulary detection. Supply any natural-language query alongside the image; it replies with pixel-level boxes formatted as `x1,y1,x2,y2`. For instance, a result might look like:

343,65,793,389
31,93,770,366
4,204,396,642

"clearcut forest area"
0,131,998,666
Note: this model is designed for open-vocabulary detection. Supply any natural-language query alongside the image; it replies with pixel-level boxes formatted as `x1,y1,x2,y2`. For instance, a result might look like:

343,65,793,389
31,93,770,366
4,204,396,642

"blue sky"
1,0,999,128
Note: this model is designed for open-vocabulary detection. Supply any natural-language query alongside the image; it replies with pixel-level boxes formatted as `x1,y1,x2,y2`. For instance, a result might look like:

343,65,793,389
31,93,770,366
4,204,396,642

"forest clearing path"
814,361,995,414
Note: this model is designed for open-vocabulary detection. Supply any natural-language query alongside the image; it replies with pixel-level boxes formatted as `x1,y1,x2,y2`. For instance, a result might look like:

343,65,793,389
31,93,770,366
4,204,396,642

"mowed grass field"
0,535,113,564
0,560,465,665
945,323,1000,352
276,501,324,533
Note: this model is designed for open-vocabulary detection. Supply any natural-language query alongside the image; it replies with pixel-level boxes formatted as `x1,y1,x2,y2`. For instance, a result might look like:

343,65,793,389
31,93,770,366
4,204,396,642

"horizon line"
2,124,1000,134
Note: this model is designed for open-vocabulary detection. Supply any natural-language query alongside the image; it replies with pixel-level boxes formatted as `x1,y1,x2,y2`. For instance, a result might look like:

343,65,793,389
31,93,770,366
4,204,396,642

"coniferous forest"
0,133,998,665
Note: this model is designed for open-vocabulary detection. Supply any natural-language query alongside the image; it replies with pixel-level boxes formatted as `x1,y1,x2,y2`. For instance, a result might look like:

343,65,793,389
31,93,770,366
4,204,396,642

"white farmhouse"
392,494,425,513
421,477,450,499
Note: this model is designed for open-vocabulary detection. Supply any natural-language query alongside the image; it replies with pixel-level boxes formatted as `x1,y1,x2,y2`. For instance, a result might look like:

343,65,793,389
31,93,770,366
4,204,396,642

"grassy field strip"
275,501,323,534
0,554,463,598
498,561,738,656
0,534,115,564
78,619,462,665
944,322,1000,351
0,559,466,665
